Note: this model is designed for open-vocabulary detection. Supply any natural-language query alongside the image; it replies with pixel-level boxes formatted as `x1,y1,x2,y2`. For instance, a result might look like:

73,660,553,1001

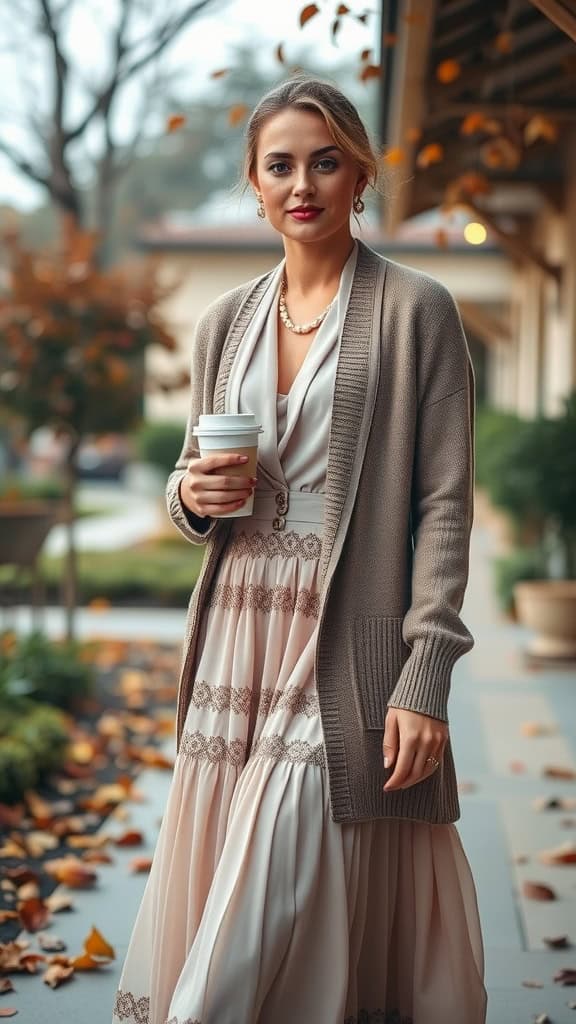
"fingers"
382,709,399,771
182,454,257,518
383,708,447,792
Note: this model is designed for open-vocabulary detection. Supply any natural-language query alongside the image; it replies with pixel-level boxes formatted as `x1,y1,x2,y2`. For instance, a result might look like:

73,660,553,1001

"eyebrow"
264,145,341,160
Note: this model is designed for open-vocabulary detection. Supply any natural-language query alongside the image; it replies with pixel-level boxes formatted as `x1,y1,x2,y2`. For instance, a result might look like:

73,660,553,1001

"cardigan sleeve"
387,281,475,723
165,312,221,546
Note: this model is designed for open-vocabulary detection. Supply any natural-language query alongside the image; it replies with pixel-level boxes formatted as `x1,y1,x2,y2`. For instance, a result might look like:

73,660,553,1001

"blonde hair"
243,75,381,195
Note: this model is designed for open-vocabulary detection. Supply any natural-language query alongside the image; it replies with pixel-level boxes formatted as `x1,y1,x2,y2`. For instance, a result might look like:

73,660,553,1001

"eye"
268,162,290,175
315,158,338,171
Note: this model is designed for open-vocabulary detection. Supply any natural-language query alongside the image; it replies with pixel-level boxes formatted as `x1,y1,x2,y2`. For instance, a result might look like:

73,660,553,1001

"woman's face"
250,107,366,246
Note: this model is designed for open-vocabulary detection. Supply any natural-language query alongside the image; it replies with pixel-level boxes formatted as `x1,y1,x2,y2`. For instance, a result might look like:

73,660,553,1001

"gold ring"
425,755,440,769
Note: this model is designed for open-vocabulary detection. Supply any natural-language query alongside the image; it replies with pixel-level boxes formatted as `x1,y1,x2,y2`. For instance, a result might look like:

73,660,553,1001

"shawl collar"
212,240,386,587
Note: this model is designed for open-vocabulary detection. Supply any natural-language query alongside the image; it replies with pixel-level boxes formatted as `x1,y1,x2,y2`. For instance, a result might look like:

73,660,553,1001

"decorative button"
273,516,286,531
275,490,289,515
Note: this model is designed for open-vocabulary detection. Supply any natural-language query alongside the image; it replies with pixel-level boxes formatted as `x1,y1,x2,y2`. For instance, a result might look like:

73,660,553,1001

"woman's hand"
179,453,257,518
382,707,448,791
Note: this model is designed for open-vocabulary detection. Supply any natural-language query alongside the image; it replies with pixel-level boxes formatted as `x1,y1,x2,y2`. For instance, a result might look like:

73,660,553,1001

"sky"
0,0,378,211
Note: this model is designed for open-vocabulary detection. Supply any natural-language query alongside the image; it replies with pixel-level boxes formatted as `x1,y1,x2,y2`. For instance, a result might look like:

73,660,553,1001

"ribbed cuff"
386,633,472,723
166,472,219,545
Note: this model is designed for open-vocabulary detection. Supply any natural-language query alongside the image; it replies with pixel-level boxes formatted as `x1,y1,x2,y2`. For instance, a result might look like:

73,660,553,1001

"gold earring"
353,195,365,214
256,193,266,219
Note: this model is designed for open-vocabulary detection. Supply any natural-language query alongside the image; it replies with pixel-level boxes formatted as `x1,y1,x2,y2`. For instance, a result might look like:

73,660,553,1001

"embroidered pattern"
207,581,319,618
165,1018,201,1024
250,735,325,767
226,528,322,560
344,1012,413,1024
179,730,245,767
113,990,149,1023
190,681,319,719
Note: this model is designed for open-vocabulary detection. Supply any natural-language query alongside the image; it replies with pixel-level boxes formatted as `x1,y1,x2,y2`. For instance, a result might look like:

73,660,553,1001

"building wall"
145,245,513,422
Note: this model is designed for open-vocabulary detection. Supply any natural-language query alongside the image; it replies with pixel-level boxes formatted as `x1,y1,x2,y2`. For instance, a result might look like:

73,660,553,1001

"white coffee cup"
192,413,263,518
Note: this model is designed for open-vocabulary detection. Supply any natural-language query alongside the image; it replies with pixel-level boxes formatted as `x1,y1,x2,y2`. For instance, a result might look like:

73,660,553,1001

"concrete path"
5,520,576,1023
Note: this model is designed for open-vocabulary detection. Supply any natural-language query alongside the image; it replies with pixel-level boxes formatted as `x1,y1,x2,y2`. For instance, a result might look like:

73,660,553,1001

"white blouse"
225,241,359,493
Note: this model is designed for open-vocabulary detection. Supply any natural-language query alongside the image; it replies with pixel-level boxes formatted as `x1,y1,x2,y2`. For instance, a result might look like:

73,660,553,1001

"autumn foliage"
0,224,180,441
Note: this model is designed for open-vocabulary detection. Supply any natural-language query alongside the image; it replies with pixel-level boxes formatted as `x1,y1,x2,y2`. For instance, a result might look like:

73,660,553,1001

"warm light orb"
464,221,487,245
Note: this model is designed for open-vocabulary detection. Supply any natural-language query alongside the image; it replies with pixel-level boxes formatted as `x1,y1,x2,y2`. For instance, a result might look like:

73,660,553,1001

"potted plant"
482,393,576,658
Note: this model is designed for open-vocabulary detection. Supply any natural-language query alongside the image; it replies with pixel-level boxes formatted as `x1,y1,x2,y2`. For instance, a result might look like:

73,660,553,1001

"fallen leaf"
0,979,14,993
81,850,114,865
521,721,556,737
523,881,557,901
24,831,59,858
533,1015,552,1024
16,882,39,902
0,1010,18,1017
0,913,18,925
0,942,45,974
66,833,109,850
45,894,74,914
299,3,319,27
554,968,576,986
37,934,67,953
129,857,152,874
543,765,576,781
18,898,50,933
0,841,27,859
522,979,544,988
43,963,74,989
4,868,38,887
45,857,98,889
538,842,576,866
509,760,526,774
543,936,572,949
114,830,143,847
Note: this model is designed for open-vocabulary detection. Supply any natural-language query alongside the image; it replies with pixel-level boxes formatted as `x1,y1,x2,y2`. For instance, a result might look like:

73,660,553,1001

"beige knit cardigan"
166,240,475,825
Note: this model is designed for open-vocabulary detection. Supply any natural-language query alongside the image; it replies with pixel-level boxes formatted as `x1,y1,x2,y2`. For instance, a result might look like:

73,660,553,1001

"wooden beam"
427,101,576,125
429,39,573,102
528,0,576,43
458,300,512,347
462,199,562,283
383,0,438,234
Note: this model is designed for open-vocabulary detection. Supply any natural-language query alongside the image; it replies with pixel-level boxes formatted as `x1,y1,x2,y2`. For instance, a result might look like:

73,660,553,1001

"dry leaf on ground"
18,898,50,933
37,933,66,953
0,1010,18,1017
543,935,571,949
43,963,74,988
543,766,576,781
523,881,557,901
554,968,576,986
538,843,576,866
0,979,14,994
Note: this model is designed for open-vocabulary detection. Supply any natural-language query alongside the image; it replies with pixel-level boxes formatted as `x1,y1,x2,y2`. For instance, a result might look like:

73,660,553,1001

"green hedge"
0,703,71,804
135,421,186,479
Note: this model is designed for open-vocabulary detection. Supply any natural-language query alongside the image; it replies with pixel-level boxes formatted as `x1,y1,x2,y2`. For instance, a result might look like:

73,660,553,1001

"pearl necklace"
278,276,336,335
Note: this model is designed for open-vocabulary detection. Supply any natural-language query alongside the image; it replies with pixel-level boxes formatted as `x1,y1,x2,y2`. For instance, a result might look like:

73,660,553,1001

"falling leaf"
382,147,405,167
228,104,249,128
434,228,449,249
299,3,319,27
543,766,576,781
360,48,372,62
331,17,341,41
129,857,152,874
554,968,576,985
5,867,38,887
416,143,444,169
356,12,369,24
405,127,422,144
166,115,186,134
18,898,50,934
525,116,559,145
481,136,522,170
543,935,571,949
523,881,557,901
359,63,382,82
0,841,27,859
15,883,39,902
275,43,285,64
436,59,461,84
460,112,490,136
37,934,67,953
538,842,576,866
210,68,229,79
337,2,349,12
494,31,513,54
43,963,74,989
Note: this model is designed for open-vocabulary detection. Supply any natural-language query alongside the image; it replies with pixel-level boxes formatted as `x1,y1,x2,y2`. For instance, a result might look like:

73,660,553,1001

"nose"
292,166,315,198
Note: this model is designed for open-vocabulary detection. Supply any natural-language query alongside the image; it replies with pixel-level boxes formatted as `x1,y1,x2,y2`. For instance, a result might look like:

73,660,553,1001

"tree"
0,222,185,636
0,0,225,260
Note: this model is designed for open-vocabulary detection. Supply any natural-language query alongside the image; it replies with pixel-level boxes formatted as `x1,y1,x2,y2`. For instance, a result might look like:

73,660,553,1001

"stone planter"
514,579,576,660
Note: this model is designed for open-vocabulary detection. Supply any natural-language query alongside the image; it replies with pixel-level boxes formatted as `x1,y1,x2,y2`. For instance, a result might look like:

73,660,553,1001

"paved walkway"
7,520,576,1023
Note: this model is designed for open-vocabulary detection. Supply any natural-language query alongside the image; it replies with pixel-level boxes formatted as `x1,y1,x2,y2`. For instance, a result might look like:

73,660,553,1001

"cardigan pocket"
353,616,410,730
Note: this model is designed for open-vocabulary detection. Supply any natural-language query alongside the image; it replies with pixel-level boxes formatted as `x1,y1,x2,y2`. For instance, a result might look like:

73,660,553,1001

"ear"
248,170,260,193
355,174,368,196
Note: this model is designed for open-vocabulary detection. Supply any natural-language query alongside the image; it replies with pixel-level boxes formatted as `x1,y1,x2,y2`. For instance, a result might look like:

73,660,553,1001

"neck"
282,229,356,294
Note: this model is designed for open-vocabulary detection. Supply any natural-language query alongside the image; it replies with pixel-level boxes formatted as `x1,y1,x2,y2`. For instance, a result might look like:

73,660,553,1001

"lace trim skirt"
112,514,487,1024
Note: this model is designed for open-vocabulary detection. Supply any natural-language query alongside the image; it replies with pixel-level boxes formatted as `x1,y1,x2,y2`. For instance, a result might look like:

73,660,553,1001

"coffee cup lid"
193,413,263,436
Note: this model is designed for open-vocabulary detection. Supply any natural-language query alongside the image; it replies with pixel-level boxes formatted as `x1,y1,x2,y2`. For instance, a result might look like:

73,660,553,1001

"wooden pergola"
379,0,576,287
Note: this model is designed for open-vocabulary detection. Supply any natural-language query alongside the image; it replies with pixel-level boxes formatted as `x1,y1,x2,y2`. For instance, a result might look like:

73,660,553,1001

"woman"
113,77,487,1024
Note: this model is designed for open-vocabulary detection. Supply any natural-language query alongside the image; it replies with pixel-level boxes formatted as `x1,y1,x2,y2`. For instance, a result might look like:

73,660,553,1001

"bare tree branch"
0,138,49,188
65,0,216,145
38,0,68,136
